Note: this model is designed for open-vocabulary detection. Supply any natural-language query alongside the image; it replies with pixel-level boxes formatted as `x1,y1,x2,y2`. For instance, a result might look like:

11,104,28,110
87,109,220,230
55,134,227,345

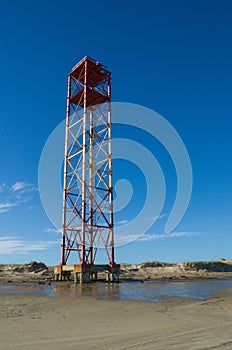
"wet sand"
1,287,232,349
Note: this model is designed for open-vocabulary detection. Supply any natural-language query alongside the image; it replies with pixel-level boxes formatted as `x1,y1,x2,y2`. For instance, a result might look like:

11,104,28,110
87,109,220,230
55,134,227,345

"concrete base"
54,264,120,284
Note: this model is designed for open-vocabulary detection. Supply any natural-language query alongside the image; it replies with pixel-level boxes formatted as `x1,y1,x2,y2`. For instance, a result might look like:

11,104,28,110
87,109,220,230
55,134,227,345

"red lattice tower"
55,56,119,283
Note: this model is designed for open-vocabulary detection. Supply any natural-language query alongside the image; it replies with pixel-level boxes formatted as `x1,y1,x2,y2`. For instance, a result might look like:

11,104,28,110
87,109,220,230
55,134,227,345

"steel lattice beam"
60,56,116,279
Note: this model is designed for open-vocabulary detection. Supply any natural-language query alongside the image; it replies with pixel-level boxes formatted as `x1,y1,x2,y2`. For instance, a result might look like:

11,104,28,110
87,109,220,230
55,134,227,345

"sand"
1,261,232,349
1,287,232,350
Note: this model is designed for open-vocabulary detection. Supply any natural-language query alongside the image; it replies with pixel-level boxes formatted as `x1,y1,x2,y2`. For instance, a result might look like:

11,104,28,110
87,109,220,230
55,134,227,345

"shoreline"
1,277,232,305
1,272,232,285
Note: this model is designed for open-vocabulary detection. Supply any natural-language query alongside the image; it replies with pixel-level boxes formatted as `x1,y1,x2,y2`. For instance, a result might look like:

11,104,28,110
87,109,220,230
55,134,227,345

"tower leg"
111,272,115,282
116,272,120,283
74,273,78,283
80,272,84,284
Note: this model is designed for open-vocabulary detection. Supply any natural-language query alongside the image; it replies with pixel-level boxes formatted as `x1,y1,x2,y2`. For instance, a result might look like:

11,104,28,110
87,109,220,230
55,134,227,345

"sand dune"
1,259,232,283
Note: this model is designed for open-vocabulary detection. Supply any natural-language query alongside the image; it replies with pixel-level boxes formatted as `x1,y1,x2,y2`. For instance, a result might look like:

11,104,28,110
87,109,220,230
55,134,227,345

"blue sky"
0,0,231,265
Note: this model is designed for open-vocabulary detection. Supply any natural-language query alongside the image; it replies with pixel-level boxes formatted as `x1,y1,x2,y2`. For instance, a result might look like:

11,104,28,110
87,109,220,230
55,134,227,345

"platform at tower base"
54,264,120,284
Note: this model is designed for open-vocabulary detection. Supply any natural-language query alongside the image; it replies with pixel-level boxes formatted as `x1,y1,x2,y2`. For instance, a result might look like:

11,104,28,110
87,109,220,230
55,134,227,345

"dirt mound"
140,261,174,268
12,267,25,273
12,262,48,274
182,261,232,272
25,261,48,273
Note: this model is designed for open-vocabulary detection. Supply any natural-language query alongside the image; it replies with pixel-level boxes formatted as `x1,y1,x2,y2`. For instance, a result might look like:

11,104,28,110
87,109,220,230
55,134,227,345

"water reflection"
52,281,121,300
1,279,232,302
42,279,232,301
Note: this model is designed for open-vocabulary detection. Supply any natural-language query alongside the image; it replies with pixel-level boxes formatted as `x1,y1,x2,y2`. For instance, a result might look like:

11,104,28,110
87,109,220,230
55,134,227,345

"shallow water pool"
1,279,232,302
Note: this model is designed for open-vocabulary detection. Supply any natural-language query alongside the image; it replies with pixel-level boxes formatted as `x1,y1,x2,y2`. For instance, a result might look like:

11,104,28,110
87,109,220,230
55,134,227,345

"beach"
1,286,232,350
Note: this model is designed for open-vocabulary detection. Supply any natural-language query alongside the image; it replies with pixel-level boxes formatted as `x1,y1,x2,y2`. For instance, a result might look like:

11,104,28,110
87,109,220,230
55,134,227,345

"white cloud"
0,236,18,241
143,214,167,222
115,219,129,225
11,182,28,191
0,202,17,214
138,231,201,241
44,228,62,234
115,231,201,245
0,237,58,254
11,181,37,193
0,181,37,214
